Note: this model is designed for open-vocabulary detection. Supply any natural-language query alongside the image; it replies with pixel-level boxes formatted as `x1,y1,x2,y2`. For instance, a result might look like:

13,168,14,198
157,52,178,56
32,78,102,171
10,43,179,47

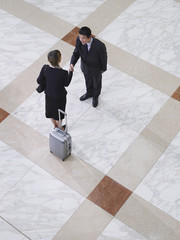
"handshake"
69,64,74,72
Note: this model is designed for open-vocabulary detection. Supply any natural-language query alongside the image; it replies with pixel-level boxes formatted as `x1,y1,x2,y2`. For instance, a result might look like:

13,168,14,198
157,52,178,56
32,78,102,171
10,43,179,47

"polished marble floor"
0,0,180,239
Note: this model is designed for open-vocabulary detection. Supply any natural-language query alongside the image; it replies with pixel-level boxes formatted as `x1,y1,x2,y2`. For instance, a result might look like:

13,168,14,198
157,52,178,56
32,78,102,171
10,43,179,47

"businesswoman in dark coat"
37,49,73,128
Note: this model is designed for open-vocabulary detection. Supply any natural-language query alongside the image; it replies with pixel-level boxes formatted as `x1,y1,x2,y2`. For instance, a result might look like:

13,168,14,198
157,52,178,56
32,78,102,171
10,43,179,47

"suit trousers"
83,72,102,98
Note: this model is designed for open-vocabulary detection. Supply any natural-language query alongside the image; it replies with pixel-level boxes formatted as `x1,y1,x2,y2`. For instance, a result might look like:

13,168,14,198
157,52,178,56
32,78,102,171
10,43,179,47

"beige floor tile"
53,199,113,240
108,98,180,191
107,132,165,191
0,0,73,39
37,152,104,197
0,115,48,163
116,193,180,240
25,9,74,39
78,0,135,35
106,0,135,9
78,4,121,36
106,41,137,73
106,42,180,96
129,58,180,96
145,98,180,145
0,68,38,113
0,0,37,20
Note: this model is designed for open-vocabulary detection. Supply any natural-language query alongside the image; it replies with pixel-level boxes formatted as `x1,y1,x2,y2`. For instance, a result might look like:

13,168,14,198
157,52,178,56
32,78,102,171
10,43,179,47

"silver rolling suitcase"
49,109,72,160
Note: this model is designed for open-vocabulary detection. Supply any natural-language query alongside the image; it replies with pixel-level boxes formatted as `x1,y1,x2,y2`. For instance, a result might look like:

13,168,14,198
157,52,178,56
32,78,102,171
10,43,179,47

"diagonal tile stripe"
78,0,136,35
53,199,112,240
88,176,132,216
0,115,48,163
116,193,180,240
108,98,180,191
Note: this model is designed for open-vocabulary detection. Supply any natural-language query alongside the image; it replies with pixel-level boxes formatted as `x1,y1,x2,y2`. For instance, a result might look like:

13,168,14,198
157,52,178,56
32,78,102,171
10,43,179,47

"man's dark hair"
47,50,61,67
79,26,91,38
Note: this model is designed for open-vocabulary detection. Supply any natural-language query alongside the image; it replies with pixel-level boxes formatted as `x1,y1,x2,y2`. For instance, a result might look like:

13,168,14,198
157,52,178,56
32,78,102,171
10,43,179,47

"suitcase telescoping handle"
58,109,67,133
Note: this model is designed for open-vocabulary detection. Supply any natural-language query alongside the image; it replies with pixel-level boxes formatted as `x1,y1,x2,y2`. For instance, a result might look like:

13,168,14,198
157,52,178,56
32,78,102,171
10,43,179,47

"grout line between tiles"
0,163,35,201
0,216,31,240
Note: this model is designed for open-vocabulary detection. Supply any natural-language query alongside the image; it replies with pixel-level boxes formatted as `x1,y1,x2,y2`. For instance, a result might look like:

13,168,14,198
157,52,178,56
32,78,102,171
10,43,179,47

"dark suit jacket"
37,65,72,99
70,37,107,75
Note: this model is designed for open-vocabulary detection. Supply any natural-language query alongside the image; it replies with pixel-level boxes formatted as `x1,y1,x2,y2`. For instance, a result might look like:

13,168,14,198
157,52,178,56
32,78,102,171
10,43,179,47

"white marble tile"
0,218,28,240
0,141,34,200
1,21,59,68
101,65,169,133
12,91,53,137
66,93,91,128
70,107,139,174
0,13,58,90
167,131,180,156
0,10,24,90
24,0,106,25
0,165,84,240
0,54,26,91
135,131,180,221
0,9,22,39
98,0,180,78
97,218,147,240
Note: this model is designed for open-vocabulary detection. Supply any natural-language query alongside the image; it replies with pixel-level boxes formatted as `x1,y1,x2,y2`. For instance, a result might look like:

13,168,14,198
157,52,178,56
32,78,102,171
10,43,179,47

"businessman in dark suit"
69,26,107,107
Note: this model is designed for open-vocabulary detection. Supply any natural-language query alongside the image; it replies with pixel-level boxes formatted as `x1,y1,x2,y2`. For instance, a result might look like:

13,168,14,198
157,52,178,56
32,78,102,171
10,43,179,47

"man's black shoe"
92,97,98,108
80,93,92,101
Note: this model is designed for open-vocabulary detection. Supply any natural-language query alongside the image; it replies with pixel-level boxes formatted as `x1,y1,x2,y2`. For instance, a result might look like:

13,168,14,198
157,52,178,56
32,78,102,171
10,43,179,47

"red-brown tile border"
87,176,132,216
62,27,96,47
175,86,180,94
171,86,180,101
62,27,80,46
0,108,9,123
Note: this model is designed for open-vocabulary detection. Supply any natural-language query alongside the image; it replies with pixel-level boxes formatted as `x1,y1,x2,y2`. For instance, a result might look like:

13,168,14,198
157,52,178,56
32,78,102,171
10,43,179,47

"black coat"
70,37,107,75
37,65,72,99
